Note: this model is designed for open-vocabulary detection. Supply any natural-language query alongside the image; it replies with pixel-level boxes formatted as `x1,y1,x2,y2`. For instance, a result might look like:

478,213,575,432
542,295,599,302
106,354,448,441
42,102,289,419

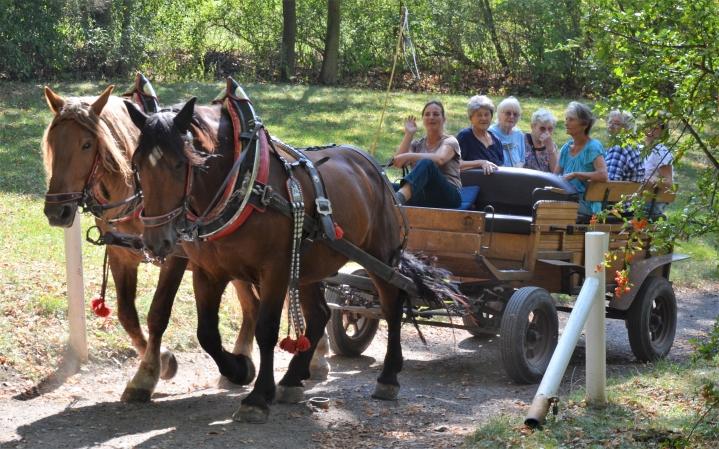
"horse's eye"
82,142,92,151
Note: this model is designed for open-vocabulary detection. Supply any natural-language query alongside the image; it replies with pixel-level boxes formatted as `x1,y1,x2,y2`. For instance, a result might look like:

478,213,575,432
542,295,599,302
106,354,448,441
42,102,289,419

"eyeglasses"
503,111,519,117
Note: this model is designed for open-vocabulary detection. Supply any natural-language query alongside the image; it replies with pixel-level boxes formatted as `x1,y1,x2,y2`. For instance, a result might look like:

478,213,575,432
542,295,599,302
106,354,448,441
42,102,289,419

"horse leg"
310,333,330,380
277,283,331,403
121,256,187,402
107,249,146,356
233,276,287,424
370,276,403,400
216,280,259,388
193,270,254,386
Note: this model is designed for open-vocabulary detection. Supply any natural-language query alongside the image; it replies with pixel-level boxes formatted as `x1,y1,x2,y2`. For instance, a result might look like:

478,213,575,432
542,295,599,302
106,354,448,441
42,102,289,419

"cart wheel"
325,270,379,357
500,287,558,384
626,276,676,362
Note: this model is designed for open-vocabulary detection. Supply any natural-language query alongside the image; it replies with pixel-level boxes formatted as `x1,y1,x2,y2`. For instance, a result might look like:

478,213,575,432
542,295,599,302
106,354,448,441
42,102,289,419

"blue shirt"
489,124,526,167
605,145,645,182
558,138,605,215
456,127,503,166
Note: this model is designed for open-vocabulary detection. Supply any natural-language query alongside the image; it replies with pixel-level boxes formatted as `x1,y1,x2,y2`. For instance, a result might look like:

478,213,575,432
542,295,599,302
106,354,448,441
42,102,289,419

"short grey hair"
530,108,556,127
467,95,495,119
607,109,635,131
566,101,595,135
497,96,522,116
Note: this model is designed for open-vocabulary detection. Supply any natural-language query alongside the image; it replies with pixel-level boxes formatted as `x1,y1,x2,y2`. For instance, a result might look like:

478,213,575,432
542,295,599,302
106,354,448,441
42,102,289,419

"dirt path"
1,286,717,449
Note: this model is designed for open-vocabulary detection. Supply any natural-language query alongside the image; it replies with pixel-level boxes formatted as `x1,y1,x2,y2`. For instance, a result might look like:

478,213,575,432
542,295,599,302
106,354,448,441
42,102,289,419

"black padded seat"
484,213,533,235
460,167,577,215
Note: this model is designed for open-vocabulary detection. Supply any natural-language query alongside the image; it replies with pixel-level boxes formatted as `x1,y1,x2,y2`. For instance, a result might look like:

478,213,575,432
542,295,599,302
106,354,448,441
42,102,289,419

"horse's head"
126,97,205,259
42,85,135,227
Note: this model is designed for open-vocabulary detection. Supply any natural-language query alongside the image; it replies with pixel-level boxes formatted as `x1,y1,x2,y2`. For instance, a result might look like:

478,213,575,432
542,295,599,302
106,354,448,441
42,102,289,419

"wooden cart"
323,168,687,383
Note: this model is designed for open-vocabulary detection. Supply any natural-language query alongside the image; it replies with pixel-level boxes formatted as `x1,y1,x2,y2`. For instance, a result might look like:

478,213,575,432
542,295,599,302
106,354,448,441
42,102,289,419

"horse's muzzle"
44,203,78,228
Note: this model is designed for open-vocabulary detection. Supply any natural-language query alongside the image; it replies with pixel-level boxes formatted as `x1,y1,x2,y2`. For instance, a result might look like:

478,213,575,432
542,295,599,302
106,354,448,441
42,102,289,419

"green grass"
0,79,716,381
465,361,719,449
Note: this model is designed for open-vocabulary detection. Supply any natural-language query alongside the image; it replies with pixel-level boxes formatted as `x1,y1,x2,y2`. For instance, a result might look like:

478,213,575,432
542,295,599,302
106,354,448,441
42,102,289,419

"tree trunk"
280,0,296,81
319,0,341,85
117,0,134,76
479,0,509,75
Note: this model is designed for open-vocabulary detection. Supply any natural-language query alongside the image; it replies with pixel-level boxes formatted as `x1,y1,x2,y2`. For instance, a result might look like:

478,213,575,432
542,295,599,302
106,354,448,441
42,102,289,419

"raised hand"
404,115,418,135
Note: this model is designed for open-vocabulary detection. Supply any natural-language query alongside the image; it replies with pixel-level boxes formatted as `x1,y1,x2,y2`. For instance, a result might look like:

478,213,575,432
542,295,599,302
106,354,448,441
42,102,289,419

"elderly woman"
642,118,673,185
489,96,526,167
605,109,644,182
554,101,608,217
524,108,558,172
392,100,461,208
456,95,502,174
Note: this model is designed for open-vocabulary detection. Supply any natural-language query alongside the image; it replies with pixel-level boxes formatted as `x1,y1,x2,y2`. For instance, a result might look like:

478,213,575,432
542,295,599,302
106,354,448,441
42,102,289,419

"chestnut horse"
41,85,272,402
126,96,418,423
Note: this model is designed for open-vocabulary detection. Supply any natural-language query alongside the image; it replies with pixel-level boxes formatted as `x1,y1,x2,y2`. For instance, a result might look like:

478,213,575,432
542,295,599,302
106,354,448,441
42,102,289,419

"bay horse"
125,94,433,423
41,85,285,402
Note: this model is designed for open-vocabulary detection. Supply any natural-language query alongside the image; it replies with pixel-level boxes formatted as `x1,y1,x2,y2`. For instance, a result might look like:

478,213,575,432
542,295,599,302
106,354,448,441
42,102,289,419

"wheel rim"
341,311,373,340
649,296,672,346
525,308,553,369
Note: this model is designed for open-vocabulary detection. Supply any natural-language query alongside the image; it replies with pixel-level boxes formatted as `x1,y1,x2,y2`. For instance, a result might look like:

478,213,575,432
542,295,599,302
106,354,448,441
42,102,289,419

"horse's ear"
44,86,65,115
124,100,148,130
91,85,115,116
174,97,197,133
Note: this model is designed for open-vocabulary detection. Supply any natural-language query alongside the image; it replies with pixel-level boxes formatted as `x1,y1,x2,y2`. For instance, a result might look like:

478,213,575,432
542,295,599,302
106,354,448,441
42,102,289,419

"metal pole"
63,211,88,362
584,231,608,406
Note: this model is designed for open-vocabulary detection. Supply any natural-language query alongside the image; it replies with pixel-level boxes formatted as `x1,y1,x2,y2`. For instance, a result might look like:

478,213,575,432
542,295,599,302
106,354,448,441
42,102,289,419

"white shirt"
643,143,673,182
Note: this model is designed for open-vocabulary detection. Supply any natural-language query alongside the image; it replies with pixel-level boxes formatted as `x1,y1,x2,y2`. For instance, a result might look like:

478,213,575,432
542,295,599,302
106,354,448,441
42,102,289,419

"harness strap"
270,138,337,240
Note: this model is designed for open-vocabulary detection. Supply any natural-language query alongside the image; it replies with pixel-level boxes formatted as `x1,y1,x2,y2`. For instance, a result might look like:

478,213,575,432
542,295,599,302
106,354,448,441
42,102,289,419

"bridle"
44,144,143,224
137,156,194,231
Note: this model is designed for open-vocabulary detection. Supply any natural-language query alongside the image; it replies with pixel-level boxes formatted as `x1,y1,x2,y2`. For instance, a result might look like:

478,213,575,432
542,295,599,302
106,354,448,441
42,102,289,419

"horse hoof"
276,385,305,404
159,349,178,380
121,387,152,403
309,360,330,380
216,375,247,390
371,382,399,400
222,355,255,385
232,404,269,424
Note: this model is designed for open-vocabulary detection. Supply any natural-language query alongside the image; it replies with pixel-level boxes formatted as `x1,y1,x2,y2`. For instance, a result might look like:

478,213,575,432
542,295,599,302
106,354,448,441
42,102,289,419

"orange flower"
594,263,604,273
631,218,648,231
589,215,598,225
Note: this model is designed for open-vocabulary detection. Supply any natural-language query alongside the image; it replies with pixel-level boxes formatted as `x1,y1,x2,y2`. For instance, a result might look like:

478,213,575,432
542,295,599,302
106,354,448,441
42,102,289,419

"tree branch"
682,118,719,170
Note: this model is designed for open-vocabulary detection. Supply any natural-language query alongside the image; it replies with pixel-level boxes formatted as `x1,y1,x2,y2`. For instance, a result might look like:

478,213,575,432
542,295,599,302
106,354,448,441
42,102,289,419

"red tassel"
91,296,111,318
333,223,344,239
296,335,311,352
279,336,297,353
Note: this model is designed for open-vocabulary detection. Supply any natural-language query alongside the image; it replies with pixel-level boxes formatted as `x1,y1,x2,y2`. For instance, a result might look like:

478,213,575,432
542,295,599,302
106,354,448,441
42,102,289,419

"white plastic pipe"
525,231,608,427
584,232,608,405
63,211,88,362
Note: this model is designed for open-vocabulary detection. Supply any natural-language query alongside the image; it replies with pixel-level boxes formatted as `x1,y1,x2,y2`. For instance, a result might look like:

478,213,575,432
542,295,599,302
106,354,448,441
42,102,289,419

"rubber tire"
500,287,558,384
325,270,380,357
626,276,677,362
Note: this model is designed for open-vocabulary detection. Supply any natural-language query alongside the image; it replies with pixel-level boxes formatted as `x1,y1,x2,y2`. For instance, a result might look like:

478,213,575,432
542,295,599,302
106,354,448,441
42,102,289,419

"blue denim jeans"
396,159,461,208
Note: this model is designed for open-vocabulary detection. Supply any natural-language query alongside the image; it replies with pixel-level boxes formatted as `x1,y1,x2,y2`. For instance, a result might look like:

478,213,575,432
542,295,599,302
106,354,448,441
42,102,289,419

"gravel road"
1,285,717,449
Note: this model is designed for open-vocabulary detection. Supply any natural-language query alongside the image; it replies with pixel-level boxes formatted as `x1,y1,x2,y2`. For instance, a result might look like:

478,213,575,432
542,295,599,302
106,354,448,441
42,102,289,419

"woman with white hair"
605,109,644,181
554,101,607,218
524,108,558,172
489,96,526,167
456,95,502,174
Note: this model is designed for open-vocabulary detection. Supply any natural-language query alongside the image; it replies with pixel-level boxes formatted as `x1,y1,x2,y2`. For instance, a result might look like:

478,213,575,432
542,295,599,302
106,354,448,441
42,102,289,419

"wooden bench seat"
585,181,676,204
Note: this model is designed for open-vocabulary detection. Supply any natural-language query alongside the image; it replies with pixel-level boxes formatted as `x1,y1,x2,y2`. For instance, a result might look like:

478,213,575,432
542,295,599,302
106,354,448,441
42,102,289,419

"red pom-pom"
279,336,297,353
333,223,344,239
91,296,111,317
296,335,311,352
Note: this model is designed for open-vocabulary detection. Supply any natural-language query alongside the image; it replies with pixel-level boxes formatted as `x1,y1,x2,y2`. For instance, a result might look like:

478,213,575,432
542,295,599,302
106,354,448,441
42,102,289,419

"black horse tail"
397,252,470,344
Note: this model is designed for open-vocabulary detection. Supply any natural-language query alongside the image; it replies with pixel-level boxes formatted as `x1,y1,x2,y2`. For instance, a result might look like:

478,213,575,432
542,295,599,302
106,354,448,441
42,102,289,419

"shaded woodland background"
0,0,598,96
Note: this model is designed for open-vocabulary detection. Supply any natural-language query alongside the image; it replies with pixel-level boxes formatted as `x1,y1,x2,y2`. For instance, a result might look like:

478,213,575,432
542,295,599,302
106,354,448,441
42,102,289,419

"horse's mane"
135,106,217,168
41,95,136,184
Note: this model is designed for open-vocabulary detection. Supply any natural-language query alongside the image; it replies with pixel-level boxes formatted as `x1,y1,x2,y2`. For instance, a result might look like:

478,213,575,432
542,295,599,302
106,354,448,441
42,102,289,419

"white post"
63,211,88,362
584,232,608,406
